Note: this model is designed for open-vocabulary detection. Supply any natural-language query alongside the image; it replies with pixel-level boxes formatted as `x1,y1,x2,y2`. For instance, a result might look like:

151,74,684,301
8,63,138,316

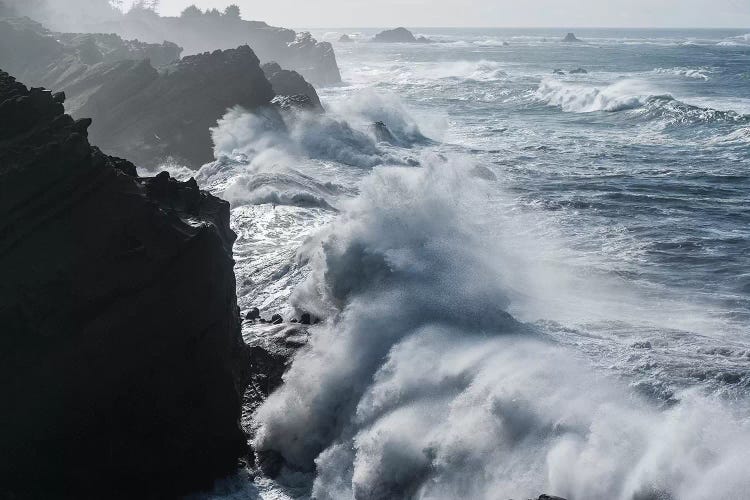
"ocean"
180,28,750,500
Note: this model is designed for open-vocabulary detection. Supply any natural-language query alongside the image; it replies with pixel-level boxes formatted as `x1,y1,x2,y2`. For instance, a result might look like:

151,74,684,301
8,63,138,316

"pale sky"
151,0,750,28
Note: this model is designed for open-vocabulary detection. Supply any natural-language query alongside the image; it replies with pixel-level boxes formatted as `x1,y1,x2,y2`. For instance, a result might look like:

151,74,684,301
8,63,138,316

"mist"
156,0,750,28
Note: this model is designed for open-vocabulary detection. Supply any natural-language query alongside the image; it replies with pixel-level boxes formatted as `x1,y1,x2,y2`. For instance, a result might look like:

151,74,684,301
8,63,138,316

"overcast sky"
151,0,750,28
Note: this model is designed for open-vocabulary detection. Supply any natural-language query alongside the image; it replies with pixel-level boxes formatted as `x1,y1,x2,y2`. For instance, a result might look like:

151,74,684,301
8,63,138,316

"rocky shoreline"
0,16,323,168
0,71,249,498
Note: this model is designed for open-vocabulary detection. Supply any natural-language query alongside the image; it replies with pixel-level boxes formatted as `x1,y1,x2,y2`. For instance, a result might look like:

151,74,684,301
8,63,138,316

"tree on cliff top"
224,4,240,18
180,4,201,17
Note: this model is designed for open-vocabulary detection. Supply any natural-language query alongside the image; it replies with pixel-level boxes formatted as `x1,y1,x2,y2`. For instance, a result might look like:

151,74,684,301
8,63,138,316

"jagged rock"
339,34,353,42
374,27,419,43
562,32,581,42
0,71,250,498
87,9,341,85
79,45,274,168
0,16,182,91
246,307,261,320
372,120,398,144
271,94,317,111
570,67,588,74
262,61,322,110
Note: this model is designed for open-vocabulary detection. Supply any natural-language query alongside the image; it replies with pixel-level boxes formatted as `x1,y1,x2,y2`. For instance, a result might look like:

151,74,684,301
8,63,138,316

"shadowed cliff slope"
0,70,250,498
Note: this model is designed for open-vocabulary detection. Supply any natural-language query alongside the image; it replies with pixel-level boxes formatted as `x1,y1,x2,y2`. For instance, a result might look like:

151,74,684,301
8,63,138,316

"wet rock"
271,314,284,325
246,307,261,321
562,32,581,42
262,61,323,110
372,120,398,144
570,67,588,74
271,93,318,111
300,312,312,325
0,72,250,498
553,69,566,75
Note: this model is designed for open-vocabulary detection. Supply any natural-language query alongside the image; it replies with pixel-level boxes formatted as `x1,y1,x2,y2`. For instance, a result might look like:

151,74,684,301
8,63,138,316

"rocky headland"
0,70,251,498
0,17,323,168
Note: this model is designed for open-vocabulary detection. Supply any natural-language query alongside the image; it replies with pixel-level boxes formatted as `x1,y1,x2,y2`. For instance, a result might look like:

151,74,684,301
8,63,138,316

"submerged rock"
0,71,250,498
553,68,566,75
339,34,354,42
562,32,582,42
570,67,588,74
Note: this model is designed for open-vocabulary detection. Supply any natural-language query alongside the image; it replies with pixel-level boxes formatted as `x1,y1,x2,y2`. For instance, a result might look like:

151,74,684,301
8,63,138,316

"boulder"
246,307,261,320
270,314,284,325
0,71,250,498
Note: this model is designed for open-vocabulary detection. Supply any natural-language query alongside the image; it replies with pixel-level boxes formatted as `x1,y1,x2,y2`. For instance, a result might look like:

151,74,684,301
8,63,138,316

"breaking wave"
251,153,750,500
536,79,750,125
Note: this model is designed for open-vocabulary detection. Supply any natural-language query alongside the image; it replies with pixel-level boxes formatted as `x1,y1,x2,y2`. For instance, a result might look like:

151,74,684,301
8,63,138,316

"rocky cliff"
0,17,326,168
92,8,341,86
0,70,250,498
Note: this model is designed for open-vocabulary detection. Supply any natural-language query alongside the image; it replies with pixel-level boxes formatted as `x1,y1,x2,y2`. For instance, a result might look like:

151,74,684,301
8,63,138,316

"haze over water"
186,27,750,499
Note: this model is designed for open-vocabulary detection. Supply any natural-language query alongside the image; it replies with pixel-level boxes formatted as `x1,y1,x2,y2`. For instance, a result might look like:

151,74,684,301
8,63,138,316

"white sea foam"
251,153,750,500
653,67,711,80
536,78,653,113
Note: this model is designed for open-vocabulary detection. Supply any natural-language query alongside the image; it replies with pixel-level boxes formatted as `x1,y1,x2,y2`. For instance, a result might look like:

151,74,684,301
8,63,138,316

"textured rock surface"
262,61,322,110
0,19,322,169
77,45,274,168
0,16,181,96
91,9,341,85
0,71,250,498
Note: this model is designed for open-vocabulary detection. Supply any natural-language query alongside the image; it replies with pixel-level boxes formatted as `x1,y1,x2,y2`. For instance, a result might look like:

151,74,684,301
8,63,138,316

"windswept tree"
180,4,202,17
224,4,240,18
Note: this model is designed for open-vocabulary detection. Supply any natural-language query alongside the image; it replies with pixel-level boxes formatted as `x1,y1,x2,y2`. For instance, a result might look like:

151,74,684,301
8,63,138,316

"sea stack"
562,32,582,42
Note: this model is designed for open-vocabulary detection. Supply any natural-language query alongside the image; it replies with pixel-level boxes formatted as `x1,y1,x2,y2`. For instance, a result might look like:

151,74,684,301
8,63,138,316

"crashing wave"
653,67,711,80
536,78,750,125
251,153,750,500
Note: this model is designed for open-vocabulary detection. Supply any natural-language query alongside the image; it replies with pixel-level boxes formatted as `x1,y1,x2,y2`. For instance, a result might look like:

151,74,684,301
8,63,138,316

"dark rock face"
262,61,323,110
562,32,581,42
0,71,250,498
78,45,274,169
89,9,341,86
0,16,182,92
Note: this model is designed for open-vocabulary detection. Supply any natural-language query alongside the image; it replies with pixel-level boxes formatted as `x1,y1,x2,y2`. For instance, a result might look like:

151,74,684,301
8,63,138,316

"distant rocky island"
562,32,582,42
373,27,432,43
0,16,323,168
